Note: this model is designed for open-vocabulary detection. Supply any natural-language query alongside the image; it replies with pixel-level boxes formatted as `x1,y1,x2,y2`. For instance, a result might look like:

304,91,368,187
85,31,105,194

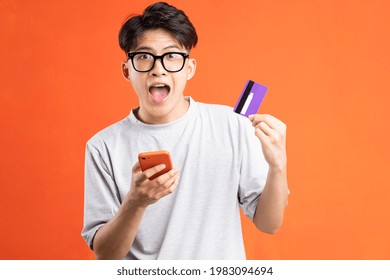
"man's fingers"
140,169,180,201
257,121,273,136
132,161,149,184
255,128,268,143
249,114,273,128
250,114,287,137
154,174,180,200
132,161,142,173
152,167,179,185
249,114,284,129
143,164,167,180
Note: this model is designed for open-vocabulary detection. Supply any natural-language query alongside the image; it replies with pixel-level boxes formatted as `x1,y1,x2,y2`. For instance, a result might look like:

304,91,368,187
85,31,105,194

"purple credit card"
233,80,267,117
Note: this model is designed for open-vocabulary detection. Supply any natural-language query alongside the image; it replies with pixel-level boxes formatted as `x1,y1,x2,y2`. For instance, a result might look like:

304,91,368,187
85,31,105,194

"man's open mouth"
149,84,171,103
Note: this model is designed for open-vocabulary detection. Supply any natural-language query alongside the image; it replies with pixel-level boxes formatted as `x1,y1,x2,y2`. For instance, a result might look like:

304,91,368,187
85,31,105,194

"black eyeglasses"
127,52,189,73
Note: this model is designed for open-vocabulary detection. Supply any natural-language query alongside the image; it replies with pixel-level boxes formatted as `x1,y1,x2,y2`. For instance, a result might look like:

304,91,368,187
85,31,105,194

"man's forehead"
133,29,185,52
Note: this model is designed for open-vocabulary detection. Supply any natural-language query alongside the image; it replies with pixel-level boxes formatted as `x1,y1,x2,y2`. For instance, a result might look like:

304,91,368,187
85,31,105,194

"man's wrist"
122,192,148,213
268,162,287,173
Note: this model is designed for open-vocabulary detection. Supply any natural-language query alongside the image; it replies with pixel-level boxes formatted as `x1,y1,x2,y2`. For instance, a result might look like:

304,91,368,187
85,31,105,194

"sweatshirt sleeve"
81,139,121,249
237,117,269,221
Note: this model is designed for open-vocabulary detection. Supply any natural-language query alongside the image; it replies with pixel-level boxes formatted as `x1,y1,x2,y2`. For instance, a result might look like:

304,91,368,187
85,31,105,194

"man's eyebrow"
163,45,182,50
133,45,183,52
133,46,154,52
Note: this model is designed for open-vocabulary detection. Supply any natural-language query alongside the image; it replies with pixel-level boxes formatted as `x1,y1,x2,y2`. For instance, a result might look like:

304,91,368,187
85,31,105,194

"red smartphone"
138,150,173,180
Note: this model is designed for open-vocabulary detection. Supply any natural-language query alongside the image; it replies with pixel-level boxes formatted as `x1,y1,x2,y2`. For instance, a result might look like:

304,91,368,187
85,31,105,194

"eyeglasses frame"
127,52,190,73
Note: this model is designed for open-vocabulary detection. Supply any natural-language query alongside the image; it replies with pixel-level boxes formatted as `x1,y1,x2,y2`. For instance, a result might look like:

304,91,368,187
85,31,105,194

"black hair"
118,2,198,53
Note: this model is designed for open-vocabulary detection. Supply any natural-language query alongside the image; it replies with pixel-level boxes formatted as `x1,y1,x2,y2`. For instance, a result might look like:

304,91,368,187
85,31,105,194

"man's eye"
137,54,152,60
166,53,180,60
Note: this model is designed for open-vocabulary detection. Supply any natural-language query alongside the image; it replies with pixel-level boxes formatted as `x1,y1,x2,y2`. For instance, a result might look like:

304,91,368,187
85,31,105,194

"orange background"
1,0,389,259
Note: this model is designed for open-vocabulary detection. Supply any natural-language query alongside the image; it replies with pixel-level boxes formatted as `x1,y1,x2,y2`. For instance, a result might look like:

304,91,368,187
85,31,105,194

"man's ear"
121,61,130,81
187,58,197,81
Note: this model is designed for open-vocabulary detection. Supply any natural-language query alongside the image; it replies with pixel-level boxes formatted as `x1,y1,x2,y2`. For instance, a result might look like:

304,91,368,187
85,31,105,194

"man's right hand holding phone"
125,161,180,208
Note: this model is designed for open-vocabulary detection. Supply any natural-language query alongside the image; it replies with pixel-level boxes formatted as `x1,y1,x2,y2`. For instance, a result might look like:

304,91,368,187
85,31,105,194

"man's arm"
93,162,180,260
249,114,289,234
253,165,289,233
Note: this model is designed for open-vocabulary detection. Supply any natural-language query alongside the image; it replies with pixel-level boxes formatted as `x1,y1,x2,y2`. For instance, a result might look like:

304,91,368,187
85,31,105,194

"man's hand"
249,114,287,170
125,161,180,208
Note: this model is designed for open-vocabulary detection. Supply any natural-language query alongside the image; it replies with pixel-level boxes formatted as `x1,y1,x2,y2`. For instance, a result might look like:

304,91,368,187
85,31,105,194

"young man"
82,2,289,260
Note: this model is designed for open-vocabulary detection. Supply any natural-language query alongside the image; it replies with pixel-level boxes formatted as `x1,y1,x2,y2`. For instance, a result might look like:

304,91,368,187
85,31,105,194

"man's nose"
150,58,167,76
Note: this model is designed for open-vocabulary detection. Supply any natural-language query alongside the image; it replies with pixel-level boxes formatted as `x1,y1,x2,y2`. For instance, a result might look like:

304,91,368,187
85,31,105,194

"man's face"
122,28,196,124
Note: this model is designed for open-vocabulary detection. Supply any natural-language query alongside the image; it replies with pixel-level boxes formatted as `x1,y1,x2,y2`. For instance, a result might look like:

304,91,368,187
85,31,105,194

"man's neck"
134,97,190,125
